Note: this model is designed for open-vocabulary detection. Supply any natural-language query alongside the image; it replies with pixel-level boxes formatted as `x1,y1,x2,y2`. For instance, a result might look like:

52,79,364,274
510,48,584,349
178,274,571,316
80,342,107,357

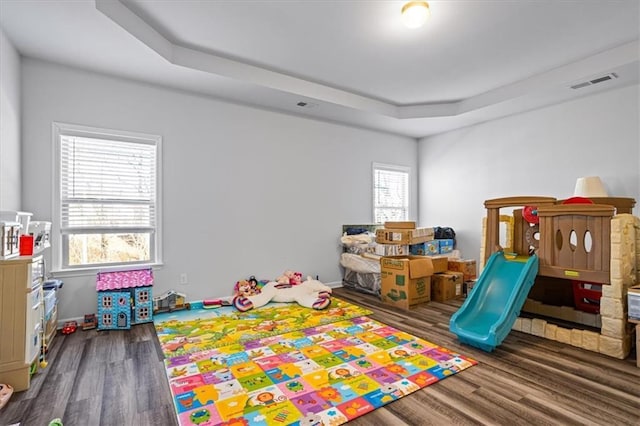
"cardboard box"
431,271,464,302
380,256,434,309
437,239,454,254
376,227,434,245
447,259,477,281
375,244,409,256
384,221,416,229
464,280,477,296
430,256,449,273
628,285,640,320
410,240,439,256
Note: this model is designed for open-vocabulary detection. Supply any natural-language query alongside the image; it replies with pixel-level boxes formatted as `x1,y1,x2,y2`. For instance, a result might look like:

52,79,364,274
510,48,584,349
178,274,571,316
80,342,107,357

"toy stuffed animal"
276,270,303,285
234,276,261,297
233,275,332,312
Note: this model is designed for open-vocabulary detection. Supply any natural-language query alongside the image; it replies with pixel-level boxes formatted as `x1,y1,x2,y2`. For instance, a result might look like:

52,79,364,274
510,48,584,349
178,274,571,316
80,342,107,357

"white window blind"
373,164,409,223
60,136,156,231
54,123,161,270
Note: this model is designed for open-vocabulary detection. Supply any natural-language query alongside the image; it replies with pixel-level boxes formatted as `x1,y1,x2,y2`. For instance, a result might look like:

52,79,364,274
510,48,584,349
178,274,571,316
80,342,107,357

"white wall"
0,28,21,211
418,84,640,263
21,58,418,321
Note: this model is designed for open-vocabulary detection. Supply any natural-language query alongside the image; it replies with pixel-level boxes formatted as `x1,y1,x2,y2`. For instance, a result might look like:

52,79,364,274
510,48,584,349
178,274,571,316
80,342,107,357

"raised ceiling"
1,0,638,138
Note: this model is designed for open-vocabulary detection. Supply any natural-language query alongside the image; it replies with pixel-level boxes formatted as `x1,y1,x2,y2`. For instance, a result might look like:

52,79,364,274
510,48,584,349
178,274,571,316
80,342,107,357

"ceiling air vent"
570,73,618,90
296,101,318,109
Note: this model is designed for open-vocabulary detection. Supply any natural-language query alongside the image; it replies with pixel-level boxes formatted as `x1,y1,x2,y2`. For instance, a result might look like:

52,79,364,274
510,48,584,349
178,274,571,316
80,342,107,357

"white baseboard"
58,284,346,325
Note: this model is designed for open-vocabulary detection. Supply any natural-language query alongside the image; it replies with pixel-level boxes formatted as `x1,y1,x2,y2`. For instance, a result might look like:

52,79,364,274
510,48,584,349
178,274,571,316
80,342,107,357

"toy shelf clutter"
459,195,638,358
96,268,154,330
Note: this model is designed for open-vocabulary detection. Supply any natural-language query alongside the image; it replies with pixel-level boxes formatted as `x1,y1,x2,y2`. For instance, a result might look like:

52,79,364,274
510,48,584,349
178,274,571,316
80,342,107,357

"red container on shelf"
19,234,34,256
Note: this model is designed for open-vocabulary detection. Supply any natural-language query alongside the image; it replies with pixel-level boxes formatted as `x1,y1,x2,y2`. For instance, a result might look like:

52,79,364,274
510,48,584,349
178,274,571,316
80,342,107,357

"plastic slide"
449,251,539,352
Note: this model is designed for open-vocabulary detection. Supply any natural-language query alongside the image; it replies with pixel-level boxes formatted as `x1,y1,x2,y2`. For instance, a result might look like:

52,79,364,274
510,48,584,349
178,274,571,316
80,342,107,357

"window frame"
52,122,163,274
372,162,411,224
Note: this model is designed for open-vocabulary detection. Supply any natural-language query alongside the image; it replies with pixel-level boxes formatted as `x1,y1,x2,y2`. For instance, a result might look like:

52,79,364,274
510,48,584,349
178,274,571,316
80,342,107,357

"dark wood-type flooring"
1,287,639,426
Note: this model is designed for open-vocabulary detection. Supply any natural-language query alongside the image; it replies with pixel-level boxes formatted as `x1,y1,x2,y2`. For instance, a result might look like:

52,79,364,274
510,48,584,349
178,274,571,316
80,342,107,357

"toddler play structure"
451,196,638,358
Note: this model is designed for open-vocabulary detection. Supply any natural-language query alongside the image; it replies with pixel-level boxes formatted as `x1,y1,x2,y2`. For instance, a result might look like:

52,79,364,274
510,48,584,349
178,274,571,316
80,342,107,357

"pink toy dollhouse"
96,268,154,330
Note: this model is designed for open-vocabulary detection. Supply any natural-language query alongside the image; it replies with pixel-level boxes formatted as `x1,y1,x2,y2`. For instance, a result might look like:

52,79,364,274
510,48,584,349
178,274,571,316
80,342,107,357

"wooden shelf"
0,254,46,391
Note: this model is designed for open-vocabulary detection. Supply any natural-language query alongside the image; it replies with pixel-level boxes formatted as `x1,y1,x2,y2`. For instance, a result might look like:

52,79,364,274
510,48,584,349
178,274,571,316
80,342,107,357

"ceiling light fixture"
401,1,430,29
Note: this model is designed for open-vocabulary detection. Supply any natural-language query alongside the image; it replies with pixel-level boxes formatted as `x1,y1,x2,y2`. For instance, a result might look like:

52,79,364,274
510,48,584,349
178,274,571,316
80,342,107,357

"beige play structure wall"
480,199,638,359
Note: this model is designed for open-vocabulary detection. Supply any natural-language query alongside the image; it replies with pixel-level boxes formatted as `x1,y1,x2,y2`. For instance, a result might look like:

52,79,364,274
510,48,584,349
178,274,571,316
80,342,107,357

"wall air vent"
570,73,618,90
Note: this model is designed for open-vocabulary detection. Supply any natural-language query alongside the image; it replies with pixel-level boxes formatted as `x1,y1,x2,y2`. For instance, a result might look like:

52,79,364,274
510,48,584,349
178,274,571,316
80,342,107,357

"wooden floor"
1,287,638,426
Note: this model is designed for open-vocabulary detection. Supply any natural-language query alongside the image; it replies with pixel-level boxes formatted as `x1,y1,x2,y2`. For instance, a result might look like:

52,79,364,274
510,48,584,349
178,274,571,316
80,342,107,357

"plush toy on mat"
233,272,332,312
276,270,303,285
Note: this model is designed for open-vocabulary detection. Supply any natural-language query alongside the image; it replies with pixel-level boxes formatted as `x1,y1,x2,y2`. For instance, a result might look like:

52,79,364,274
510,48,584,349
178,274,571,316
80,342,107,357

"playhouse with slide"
450,195,638,359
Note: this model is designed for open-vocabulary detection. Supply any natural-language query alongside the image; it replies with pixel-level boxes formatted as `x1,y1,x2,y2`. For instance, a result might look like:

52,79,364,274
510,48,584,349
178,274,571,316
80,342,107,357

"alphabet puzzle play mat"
157,304,477,426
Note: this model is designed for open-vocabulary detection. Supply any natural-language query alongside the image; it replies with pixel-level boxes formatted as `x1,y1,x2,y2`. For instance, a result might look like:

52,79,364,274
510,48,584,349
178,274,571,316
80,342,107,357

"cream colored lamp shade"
573,176,608,197
401,1,430,28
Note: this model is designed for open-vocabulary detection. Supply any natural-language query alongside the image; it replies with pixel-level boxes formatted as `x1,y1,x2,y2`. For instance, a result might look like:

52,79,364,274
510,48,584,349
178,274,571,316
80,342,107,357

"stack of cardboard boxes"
376,221,478,307
377,222,442,309
430,259,478,302
374,221,434,256
374,221,456,257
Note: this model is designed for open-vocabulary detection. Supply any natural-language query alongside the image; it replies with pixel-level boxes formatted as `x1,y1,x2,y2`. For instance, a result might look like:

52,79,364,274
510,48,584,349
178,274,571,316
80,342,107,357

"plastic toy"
62,321,77,335
153,290,190,314
0,383,13,410
82,314,97,330
450,194,638,359
96,268,154,330
233,274,332,312
40,335,48,368
522,205,539,224
202,299,232,309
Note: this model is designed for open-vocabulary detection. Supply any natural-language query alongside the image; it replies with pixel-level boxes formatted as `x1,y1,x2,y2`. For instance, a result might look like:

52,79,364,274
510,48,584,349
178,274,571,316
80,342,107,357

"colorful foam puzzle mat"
161,316,477,426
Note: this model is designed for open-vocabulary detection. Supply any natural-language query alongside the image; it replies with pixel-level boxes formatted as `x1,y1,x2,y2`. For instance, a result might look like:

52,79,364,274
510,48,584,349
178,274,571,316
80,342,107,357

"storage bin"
44,289,57,319
343,269,381,296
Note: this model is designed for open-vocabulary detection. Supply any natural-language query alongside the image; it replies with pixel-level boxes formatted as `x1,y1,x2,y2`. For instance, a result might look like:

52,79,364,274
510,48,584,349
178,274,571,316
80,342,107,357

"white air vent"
570,73,618,90
296,101,318,109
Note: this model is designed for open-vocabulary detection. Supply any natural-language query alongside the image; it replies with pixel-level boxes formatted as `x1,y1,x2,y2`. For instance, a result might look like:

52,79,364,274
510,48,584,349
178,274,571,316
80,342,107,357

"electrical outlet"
179,273,188,285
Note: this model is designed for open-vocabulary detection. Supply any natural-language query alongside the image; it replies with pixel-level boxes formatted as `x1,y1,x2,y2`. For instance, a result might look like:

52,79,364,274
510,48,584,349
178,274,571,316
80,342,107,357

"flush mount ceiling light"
401,1,431,29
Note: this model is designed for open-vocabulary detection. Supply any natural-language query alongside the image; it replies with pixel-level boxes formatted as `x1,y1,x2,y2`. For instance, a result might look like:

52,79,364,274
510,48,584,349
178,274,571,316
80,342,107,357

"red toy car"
61,321,78,335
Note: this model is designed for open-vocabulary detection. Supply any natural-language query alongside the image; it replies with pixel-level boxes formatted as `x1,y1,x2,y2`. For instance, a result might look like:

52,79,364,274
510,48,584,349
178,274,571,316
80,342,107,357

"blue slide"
449,252,539,352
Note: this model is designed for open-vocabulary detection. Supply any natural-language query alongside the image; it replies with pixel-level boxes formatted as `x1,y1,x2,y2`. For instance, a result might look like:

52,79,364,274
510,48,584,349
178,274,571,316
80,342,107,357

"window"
372,163,410,223
53,122,161,271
